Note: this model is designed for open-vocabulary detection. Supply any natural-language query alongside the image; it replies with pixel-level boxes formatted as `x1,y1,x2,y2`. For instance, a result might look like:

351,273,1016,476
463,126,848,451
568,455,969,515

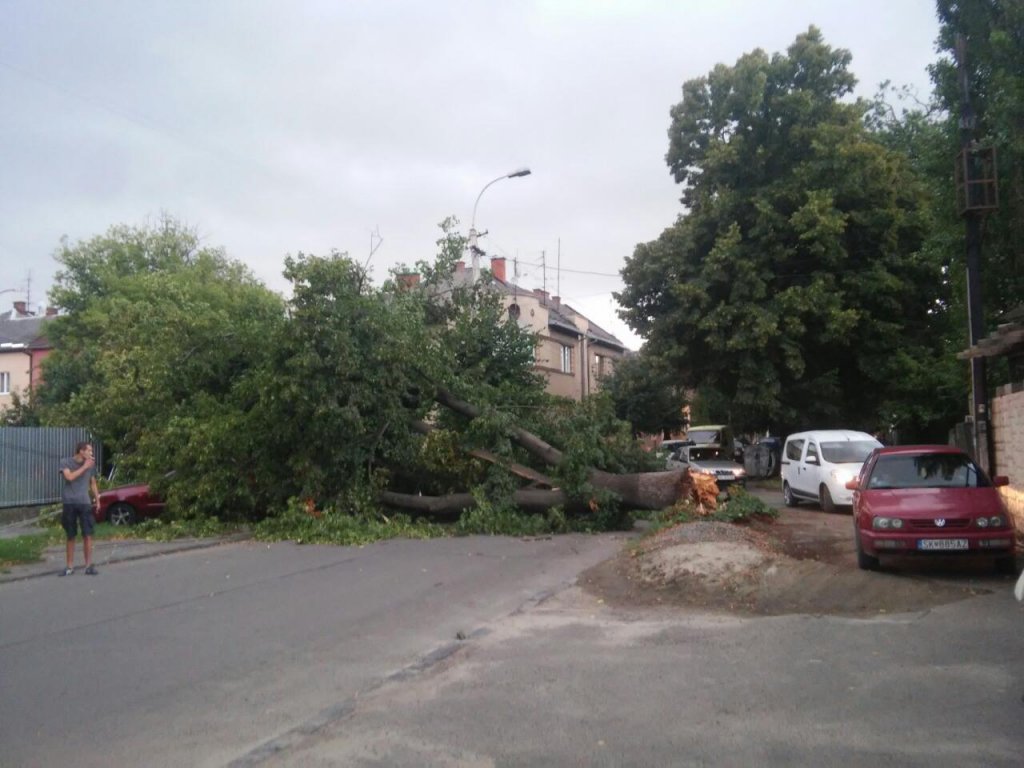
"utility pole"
955,33,996,473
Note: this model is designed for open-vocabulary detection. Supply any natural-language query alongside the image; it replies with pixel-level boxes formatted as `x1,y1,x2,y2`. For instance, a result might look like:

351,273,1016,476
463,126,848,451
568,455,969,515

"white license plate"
917,539,969,551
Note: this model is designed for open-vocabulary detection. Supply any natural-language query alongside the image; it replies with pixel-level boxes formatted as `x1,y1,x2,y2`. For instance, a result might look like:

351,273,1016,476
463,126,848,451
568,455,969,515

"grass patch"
0,533,57,567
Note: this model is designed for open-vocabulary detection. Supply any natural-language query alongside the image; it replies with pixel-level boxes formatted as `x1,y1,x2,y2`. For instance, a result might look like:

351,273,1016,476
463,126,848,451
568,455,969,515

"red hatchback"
848,445,1017,572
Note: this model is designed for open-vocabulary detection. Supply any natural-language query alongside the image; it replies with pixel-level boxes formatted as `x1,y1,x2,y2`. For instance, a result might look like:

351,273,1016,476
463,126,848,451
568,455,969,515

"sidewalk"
0,530,251,584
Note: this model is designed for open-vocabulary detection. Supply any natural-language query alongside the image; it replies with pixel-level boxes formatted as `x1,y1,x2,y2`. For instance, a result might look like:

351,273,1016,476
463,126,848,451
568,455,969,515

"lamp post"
468,167,531,283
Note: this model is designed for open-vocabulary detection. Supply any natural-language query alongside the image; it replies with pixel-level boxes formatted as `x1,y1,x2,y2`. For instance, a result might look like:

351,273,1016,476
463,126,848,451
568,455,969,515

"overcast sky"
2,0,941,348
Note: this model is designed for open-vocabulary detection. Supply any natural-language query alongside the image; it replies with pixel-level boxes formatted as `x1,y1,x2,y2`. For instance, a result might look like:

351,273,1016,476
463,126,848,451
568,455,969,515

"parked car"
666,445,746,489
685,424,733,449
848,445,1016,572
780,430,881,511
96,482,165,526
655,439,692,462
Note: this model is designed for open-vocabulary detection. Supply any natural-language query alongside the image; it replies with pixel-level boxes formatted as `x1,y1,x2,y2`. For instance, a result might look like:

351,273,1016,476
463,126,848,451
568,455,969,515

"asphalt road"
3,524,1023,767
0,534,624,768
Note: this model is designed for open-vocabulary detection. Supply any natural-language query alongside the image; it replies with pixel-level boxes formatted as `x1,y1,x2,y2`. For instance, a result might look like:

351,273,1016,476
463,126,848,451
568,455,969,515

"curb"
0,532,253,584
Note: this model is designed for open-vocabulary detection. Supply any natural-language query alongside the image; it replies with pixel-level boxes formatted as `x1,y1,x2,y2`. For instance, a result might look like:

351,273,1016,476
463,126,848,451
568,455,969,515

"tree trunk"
431,386,687,511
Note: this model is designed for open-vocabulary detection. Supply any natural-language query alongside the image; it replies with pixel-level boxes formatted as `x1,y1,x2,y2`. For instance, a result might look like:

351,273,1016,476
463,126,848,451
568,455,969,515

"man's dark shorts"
61,503,95,539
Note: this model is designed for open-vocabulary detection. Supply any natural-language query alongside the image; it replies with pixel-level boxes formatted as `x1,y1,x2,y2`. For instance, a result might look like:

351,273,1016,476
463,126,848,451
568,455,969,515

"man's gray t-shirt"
60,457,94,504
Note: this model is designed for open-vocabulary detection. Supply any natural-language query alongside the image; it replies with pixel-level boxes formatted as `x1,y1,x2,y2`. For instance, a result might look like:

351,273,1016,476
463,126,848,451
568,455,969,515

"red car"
848,445,1017,572
96,482,166,526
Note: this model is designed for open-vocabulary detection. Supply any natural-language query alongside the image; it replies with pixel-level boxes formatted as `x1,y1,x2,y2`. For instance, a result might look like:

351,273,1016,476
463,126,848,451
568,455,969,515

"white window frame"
560,344,573,374
0,371,10,395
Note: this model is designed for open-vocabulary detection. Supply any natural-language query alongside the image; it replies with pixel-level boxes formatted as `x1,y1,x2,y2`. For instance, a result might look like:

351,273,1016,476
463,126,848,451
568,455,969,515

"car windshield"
820,440,879,464
687,429,722,444
689,447,726,461
867,453,989,489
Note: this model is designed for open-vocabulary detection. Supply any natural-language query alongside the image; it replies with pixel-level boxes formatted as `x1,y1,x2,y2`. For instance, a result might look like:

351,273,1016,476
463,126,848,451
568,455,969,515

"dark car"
96,482,165,526
848,445,1016,572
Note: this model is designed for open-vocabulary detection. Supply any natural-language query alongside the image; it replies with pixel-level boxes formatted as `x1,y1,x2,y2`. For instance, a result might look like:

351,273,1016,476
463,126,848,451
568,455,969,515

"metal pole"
956,33,991,473
468,168,531,283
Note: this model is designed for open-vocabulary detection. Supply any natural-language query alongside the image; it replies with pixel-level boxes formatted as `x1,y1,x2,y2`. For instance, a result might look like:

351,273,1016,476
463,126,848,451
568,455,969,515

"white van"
780,430,881,511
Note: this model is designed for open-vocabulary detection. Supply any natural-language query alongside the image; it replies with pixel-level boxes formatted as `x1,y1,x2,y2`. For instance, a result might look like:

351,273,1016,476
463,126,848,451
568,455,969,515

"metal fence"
0,427,102,508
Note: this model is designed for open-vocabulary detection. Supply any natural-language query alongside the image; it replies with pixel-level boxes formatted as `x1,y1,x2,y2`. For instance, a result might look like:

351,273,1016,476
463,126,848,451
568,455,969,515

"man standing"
59,441,100,576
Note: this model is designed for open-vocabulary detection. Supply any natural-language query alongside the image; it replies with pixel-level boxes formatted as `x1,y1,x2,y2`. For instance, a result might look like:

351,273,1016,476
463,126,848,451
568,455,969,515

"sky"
1,1,942,349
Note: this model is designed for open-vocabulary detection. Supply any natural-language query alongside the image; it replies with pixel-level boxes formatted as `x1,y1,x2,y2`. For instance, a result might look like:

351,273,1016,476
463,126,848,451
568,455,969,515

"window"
560,344,573,373
0,371,10,395
806,442,819,462
785,439,804,461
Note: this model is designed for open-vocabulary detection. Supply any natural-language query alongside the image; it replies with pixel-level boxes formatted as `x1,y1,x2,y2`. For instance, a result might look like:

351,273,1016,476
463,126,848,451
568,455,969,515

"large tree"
617,27,950,436
37,218,679,522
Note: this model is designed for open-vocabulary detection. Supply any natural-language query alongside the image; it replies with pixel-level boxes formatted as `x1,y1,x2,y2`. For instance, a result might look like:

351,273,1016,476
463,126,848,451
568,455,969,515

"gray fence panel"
0,428,102,508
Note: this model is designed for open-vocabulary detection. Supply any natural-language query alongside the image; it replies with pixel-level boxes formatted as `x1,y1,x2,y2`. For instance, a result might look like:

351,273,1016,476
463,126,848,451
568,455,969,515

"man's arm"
61,459,95,482
90,476,100,507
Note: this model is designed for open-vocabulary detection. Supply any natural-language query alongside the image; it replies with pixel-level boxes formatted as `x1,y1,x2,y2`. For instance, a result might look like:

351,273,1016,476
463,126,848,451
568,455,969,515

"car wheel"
820,484,836,513
107,503,136,526
855,528,879,571
994,555,1017,576
782,482,799,507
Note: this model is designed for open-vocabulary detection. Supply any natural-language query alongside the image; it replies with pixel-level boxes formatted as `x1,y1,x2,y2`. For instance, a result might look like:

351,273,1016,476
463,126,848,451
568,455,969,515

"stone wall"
991,382,1024,530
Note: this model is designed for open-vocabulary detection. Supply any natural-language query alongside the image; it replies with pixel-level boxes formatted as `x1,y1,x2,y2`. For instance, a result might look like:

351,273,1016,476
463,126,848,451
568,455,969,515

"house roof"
491,275,626,351
429,261,628,352
0,315,50,349
958,305,1024,361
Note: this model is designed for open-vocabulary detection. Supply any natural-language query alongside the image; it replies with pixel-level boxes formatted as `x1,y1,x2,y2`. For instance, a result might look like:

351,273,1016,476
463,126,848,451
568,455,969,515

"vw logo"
934,518,946,527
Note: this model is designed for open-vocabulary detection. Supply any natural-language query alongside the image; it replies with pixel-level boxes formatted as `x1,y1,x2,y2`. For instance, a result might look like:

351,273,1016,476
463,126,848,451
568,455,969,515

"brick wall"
991,383,1024,530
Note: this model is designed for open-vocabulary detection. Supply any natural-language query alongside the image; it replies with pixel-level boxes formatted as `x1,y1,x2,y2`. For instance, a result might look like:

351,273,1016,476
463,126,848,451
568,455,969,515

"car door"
794,439,822,498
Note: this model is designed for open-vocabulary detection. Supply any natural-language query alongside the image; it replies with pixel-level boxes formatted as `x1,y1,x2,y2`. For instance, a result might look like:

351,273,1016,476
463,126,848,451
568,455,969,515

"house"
408,257,629,400
0,302,57,411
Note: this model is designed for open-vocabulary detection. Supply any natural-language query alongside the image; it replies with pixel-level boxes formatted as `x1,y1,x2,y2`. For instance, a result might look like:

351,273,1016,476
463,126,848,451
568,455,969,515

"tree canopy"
31,218,663,524
617,27,953,436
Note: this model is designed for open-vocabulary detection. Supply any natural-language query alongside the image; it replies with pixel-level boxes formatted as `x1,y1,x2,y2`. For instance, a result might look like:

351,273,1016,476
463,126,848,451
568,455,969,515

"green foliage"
599,350,688,437
714,488,778,523
617,27,952,436
253,496,444,546
0,532,54,566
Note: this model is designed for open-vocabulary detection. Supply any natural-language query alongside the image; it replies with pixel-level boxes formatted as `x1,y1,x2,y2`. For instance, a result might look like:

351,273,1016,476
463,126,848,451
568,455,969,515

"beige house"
423,257,628,400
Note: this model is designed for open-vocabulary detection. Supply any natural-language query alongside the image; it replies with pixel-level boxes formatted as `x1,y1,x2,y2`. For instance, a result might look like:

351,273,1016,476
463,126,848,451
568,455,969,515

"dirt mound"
582,519,990,617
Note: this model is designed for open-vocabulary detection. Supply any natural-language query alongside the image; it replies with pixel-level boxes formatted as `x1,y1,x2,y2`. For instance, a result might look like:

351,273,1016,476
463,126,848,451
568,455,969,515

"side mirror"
992,475,1010,487
805,456,819,465
845,479,859,491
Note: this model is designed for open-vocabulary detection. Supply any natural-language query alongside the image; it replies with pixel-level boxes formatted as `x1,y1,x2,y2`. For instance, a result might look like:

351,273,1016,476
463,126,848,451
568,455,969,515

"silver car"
667,445,746,488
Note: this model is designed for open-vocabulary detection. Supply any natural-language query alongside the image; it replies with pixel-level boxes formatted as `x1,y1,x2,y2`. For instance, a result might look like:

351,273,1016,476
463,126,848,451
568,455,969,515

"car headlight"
734,467,746,477
831,468,856,485
977,515,1005,528
872,517,904,530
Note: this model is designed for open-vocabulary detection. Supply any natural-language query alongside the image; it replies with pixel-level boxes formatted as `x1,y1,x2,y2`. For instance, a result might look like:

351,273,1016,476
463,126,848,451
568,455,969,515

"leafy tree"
930,0,1024,363
36,219,286,514
617,27,950,436
599,350,688,437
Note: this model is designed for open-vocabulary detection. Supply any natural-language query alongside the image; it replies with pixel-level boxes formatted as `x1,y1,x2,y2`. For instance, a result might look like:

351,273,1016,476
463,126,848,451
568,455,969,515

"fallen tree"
382,387,689,515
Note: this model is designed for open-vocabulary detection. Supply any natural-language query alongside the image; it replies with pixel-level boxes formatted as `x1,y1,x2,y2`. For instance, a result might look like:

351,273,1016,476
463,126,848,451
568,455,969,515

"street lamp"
468,167,531,283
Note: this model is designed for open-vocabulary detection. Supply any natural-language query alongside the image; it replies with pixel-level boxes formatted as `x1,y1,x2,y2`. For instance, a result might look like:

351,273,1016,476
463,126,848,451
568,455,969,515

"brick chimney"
396,273,420,290
13,301,27,316
551,295,561,310
490,257,507,282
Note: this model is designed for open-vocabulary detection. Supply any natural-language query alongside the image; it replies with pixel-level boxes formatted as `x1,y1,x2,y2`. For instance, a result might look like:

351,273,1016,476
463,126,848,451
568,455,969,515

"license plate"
917,539,968,551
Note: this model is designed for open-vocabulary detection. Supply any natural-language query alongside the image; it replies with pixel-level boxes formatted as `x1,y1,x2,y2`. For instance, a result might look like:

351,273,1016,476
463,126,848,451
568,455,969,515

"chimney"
396,273,420,291
46,307,58,317
490,257,507,282
534,289,549,305
551,295,561,310
456,261,466,273
13,301,27,316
